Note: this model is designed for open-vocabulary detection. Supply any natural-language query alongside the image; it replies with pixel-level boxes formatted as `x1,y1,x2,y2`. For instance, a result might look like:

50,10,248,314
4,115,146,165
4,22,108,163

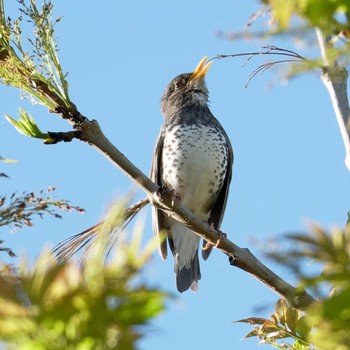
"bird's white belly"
162,125,228,219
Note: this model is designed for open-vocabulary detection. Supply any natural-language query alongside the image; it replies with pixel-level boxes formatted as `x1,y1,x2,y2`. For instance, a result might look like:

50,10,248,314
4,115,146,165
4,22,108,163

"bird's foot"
156,185,170,201
156,186,182,214
202,224,227,250
170,189,181,206
214,228,227,248
202,241,211,251
157,186,181,204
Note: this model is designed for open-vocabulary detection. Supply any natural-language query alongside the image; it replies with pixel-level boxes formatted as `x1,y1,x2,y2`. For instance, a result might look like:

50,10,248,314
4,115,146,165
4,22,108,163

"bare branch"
316,28,350,171
46,130,82,144
48,109,315,310
210,45,307,62
0,240,16,257
210,46,307,87
245,59,302,88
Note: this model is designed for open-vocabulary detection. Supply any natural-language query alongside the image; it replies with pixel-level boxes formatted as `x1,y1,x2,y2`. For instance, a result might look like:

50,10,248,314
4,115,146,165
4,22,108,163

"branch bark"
316,28,350,171
60,113,315,310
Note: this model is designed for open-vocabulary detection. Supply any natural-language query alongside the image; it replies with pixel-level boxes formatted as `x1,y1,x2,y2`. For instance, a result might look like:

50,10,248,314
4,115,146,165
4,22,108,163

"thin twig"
52,197,149,261
210,45,306,62
46,130,82,144
245,59,302,87
210,45,307,87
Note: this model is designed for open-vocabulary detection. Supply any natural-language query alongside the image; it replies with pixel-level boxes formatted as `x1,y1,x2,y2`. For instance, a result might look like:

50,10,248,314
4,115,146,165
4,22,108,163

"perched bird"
150,57,233,292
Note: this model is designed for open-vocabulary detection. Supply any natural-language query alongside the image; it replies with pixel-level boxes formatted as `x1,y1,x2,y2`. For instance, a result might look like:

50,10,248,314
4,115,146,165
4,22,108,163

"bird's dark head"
161,57,212,118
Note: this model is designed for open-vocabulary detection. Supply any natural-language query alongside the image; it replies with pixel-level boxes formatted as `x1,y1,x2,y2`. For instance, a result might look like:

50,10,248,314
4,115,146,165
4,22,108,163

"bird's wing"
150,129,168,260
202,136,234,260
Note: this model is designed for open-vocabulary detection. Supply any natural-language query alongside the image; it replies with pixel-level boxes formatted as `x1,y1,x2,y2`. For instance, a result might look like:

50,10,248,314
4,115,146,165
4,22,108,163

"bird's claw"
170,189,181,206
202,224,227,250
202,241,212,251
214,228,227,247
157,186,181,205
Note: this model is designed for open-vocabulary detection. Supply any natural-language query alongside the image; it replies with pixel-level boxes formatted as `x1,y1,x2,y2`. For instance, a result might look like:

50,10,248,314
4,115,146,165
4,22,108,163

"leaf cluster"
0,186,84,232
265,0,350,36
0,0,72,110
5,107,54,142
266,0,350,64
284,219,350,349
0,186,85,257
242,215,350,349
0,206,168,349
237,299,311,349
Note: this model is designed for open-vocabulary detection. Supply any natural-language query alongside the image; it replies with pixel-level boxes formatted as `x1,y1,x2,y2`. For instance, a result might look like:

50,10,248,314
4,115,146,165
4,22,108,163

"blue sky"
1,1,350,349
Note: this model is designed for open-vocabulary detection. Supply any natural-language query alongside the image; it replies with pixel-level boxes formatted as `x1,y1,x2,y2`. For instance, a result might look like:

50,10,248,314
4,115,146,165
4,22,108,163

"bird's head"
161,57,212,117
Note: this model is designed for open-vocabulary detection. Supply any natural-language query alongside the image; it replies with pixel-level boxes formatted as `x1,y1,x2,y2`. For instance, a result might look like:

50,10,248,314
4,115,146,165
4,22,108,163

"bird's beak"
189,56,212,82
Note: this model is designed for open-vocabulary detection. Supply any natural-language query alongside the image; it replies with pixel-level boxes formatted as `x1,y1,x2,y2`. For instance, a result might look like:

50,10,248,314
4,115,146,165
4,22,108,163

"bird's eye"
176,77,188,89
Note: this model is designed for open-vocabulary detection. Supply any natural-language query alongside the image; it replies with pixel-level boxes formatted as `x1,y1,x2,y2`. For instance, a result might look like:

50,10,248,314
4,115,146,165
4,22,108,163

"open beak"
189,56,212,82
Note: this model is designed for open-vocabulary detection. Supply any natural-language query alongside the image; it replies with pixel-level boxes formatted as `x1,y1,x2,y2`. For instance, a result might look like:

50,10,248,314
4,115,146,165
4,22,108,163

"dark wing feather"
202,136,234,260
150,129,168,260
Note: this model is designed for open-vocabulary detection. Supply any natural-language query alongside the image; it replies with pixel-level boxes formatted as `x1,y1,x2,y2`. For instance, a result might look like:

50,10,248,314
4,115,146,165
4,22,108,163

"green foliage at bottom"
0,205,168,350
239,214,350,350
237,298,311,349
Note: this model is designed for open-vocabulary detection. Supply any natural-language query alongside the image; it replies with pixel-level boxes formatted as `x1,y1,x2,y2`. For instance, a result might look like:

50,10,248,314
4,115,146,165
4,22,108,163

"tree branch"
46,130,82,144
316,28,350,171
55,113,315,310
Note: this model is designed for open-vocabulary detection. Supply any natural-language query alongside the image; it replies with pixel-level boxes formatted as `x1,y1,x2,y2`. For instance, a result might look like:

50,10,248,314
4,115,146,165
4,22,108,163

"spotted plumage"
150,57,233,292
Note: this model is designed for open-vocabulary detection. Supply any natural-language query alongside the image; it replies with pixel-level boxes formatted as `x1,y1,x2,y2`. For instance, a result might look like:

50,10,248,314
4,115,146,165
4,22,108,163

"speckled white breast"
162,124,228,219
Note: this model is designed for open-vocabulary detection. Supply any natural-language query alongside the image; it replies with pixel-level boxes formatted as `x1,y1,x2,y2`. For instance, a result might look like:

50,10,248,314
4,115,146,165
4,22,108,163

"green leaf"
295,316,311,341
5,109,44,138
270,0,297,28
274,298,288,327
285,306,299,333
235,317,270,325
306,285,350,348
5,108,53,142
0,1,73,111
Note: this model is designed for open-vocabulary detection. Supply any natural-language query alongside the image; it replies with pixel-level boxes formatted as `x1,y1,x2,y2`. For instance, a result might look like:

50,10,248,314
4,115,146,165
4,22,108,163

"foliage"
241,216,350,349
0,0,72,110
5,108,53,142
237,1,350,345
0,186,85,231
0,205,168,349
1,155,84,258
237,298,311,349
52,198,150,262
0,186,85,257
214,0,349,85
283,218,350,350
264,0,350,36
259,0,350,66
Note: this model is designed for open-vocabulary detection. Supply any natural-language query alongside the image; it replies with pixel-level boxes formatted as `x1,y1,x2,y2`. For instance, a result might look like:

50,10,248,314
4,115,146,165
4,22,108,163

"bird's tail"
175,250,201,292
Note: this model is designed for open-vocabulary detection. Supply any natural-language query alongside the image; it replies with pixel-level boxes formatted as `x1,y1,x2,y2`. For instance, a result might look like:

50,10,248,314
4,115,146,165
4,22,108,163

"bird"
150,57,233,292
